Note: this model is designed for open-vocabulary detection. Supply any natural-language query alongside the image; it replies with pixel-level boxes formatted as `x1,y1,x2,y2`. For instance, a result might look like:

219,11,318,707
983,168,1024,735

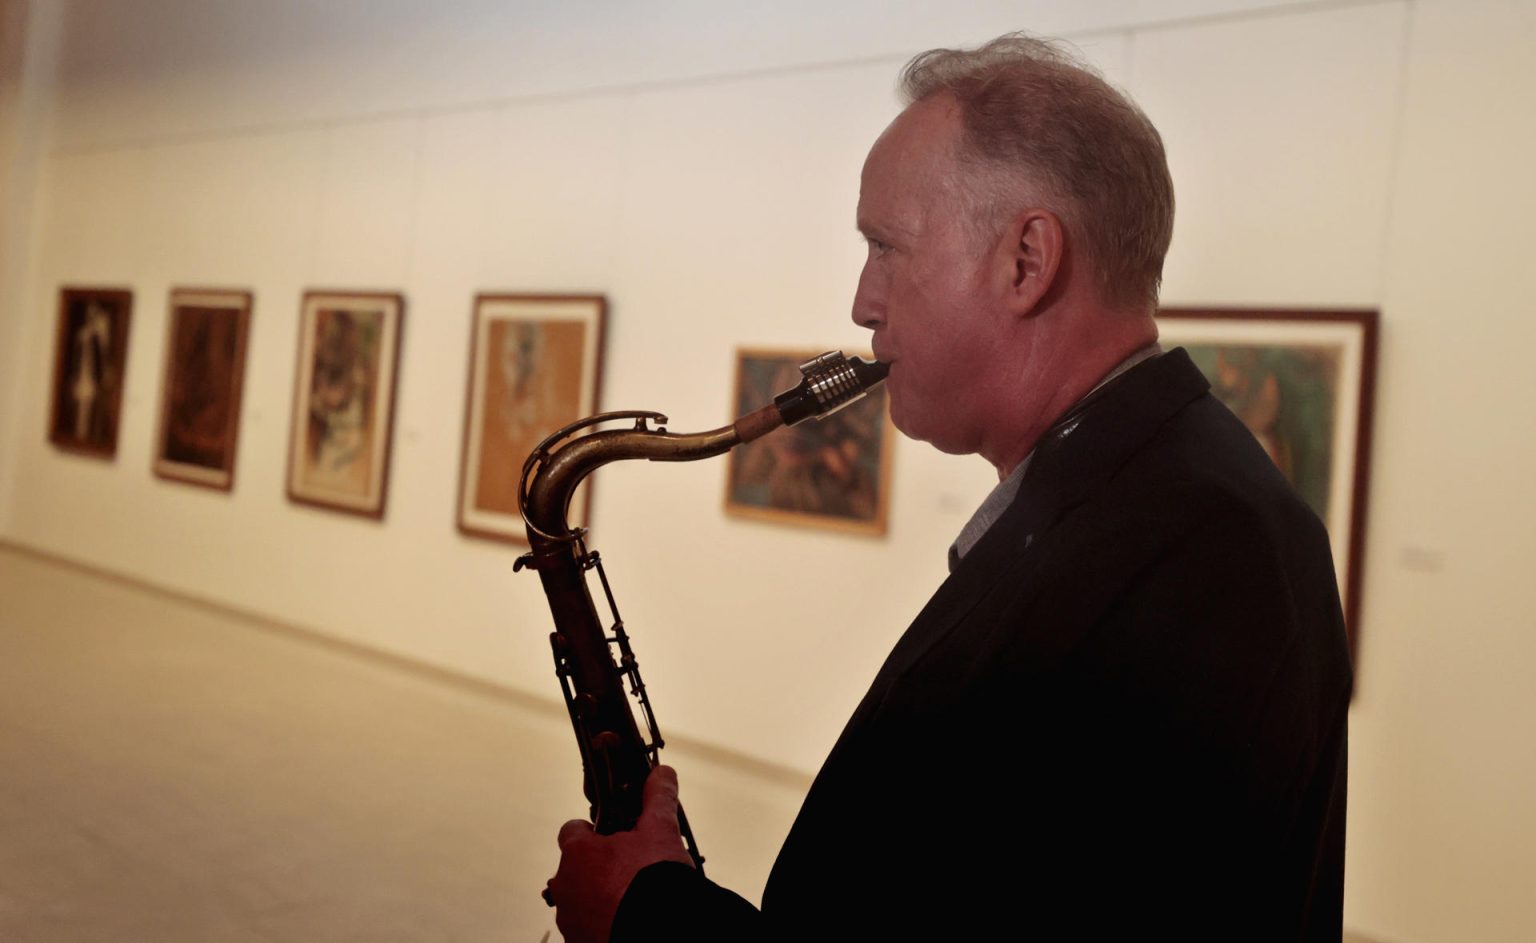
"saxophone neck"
517,352,889,544
520,413,742,543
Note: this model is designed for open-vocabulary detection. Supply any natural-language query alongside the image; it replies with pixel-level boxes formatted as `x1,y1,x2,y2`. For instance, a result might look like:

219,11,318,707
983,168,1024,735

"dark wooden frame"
456,293,607,544
1157,307,1378,659
723,347,895,537
285,290,406,519
152,288,253,491
48,287,133,458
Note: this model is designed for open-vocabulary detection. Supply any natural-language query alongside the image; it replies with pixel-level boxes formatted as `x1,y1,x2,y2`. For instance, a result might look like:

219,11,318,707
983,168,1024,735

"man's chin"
886,394,915,441
890,399,983,457
890,407,973,456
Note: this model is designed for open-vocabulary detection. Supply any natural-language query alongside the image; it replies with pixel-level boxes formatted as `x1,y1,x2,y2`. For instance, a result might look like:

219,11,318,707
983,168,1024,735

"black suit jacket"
614,349,1352,941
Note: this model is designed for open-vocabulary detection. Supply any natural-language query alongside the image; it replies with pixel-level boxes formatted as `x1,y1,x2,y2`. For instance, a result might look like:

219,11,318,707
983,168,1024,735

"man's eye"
867,237,891,255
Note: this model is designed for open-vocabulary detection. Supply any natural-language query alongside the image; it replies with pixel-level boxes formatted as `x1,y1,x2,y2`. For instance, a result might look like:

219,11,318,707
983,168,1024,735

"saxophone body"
516,352,888,870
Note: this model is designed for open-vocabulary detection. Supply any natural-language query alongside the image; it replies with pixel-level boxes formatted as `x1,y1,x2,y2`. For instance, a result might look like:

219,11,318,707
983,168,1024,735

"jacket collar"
862,348,1212,699
1005,346,1210,544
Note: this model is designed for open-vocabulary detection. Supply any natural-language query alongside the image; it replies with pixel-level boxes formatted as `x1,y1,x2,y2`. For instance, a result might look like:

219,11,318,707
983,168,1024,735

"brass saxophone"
516,352,888,874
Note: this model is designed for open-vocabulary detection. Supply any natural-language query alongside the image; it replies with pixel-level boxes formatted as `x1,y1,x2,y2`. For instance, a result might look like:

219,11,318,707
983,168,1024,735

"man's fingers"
557,818,593,849
640,765,681,827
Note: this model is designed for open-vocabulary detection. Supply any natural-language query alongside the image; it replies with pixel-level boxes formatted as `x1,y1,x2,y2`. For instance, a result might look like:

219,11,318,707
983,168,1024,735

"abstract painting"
457,294,606,543
286,291,405,518
725,349,893,536
49,287,133,458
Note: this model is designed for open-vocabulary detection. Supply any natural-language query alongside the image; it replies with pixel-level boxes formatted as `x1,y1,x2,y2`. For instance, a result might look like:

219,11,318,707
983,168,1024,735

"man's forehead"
870,95,962,165
858,97,967,232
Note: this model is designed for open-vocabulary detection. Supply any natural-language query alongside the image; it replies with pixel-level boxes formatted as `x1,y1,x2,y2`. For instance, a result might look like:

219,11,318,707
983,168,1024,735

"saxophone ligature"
515,351,888,875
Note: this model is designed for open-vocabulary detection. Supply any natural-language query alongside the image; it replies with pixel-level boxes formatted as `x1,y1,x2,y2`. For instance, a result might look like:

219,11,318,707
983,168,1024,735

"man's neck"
983,327,1161,480
949,339,1163,569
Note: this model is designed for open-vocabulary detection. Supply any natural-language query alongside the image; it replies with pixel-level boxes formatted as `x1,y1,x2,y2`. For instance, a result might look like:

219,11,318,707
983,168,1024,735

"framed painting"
1156,308,1378,646
48,287,133,458
286,290,405,518
457,294,606,544
724,348,894,536
153,288,253,490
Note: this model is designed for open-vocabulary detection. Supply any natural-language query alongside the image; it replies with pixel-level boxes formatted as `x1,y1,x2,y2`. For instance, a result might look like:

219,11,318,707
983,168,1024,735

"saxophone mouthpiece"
775,351,889,426
732,351,889,444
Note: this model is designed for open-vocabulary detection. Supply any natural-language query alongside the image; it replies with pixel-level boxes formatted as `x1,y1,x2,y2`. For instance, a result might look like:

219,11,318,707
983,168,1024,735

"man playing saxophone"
547,32,1351,942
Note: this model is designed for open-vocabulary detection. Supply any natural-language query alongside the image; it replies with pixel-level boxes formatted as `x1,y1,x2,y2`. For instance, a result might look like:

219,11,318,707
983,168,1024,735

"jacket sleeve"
610,862,768,943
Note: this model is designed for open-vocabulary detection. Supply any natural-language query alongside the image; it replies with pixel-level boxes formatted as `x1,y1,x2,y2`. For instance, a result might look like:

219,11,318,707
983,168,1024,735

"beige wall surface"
2,1,1534,941
0,0,61,533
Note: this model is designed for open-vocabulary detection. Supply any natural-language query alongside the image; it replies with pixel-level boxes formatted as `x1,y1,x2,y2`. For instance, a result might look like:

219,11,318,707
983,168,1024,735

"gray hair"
900,33,1175,311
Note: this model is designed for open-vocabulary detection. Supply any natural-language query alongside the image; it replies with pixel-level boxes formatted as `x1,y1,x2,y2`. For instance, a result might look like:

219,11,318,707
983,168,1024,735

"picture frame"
286,290,405,519
48,287,133,458
1156,307,1379,648
457,294,606,544
724,348,894,537
153,288,253,491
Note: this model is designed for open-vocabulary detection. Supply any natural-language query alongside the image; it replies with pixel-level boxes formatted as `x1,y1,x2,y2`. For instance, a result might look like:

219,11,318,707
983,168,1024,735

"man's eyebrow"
858,213,918,240
857,219,900,240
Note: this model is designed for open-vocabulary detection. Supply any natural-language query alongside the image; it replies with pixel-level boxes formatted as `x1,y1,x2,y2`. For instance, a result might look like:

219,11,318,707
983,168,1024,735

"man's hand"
547,765,697,943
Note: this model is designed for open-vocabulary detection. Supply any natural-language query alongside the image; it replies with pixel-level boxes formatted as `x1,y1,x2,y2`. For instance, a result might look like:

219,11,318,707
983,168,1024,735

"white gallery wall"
1,1,1533,941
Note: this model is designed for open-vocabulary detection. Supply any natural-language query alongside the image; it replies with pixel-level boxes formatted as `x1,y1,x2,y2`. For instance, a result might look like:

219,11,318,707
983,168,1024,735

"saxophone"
516,352,888,874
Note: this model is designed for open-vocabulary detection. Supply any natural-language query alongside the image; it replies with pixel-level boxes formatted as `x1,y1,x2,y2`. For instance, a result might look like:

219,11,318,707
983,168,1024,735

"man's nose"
851,267,884,329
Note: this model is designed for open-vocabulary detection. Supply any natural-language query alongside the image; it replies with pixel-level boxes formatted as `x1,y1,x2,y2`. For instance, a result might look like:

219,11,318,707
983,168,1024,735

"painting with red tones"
154,289,252,490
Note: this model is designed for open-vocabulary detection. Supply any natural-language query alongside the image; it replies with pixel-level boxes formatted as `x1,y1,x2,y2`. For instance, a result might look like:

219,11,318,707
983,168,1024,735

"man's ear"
1004,208,1063,318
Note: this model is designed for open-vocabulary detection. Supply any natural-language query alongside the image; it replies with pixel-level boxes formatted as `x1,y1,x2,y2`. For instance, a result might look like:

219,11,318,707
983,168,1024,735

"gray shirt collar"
947,342,1163,572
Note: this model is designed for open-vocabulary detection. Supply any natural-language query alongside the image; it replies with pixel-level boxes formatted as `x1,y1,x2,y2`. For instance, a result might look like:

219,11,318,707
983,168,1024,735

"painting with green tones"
1157,308,1378,661
1183,343,1340,523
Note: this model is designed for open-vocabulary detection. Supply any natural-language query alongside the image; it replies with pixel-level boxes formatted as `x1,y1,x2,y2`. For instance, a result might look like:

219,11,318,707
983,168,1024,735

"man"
549,33,1352,942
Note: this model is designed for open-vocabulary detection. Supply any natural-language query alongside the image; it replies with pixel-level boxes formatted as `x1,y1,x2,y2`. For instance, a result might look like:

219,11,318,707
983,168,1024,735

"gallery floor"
0,544,805,942
0,543,1390,942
